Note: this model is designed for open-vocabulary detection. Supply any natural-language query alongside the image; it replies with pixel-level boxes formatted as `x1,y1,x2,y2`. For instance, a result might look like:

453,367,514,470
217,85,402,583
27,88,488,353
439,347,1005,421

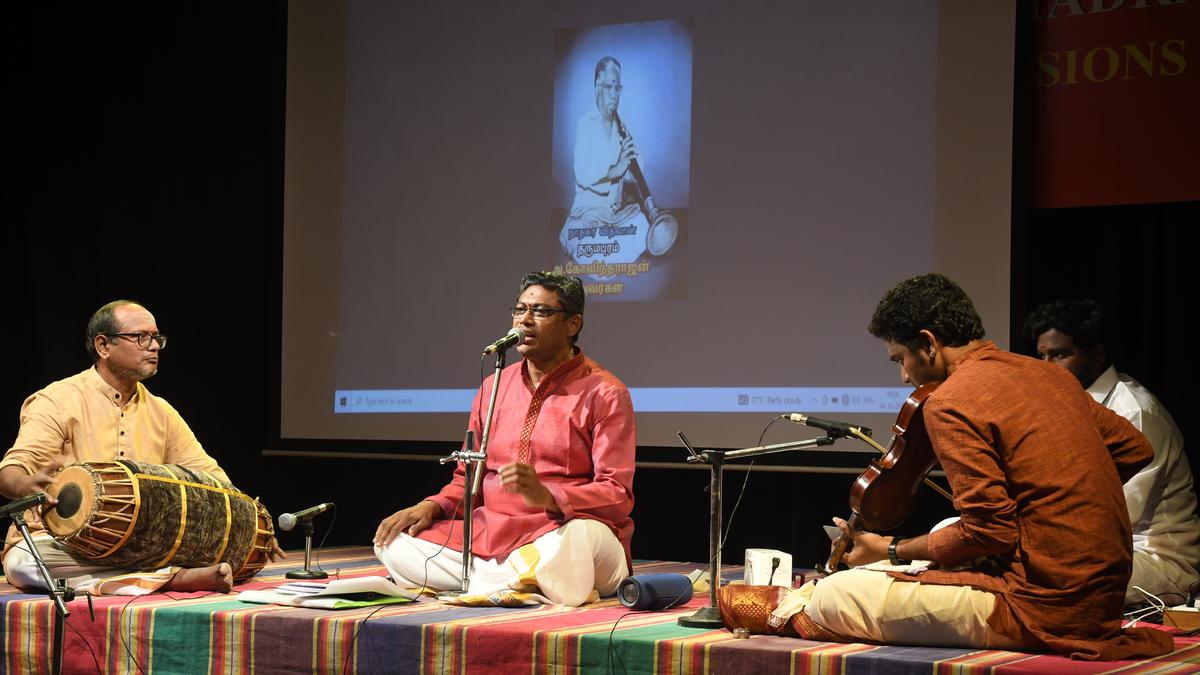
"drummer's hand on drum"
267,537,286,561
0,461,61,498
0,463,61,525
374,500,441,547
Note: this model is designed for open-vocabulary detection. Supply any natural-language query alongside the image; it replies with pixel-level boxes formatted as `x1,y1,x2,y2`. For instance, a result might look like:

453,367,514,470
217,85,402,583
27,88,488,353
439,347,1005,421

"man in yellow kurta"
0,300,280,595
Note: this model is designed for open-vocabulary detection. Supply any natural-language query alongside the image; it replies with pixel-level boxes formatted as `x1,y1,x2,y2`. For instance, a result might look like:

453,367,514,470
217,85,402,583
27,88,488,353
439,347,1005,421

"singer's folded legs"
373,519,628,606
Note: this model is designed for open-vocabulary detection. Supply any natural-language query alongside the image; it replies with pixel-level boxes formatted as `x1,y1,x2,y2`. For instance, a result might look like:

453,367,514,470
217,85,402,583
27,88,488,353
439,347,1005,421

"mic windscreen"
55,483,83,519
278,512,296,532
617,573,694,610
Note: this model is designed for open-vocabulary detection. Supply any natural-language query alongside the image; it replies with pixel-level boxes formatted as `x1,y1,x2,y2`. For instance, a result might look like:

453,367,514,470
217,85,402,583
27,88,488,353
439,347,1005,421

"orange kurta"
900,342,1172,659
2,367,227,559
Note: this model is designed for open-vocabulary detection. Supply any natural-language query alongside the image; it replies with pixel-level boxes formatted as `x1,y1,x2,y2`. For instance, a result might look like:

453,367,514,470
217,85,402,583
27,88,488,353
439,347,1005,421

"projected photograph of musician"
563,56,665,253
552,20,692,301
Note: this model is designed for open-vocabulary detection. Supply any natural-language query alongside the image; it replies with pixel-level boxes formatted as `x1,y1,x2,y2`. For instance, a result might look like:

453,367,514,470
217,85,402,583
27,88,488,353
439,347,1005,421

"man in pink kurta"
418,349,635,568
374,272,635,606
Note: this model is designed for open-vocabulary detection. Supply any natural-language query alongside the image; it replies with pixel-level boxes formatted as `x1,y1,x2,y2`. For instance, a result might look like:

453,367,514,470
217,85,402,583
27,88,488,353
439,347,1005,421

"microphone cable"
416,492,466,597
604,417,788,673
349,345,494,670
306,503,338,578
2,539,104,674
605,579,694,675
718,416,782,552
347,491,466,675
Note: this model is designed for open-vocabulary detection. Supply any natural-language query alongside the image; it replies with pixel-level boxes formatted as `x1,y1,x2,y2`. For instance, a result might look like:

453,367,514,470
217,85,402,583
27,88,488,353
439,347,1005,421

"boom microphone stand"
675,434,837,628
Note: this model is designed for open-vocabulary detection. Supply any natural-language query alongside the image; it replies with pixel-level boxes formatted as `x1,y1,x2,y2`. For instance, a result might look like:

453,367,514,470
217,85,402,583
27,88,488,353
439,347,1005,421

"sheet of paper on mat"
237,576,418,609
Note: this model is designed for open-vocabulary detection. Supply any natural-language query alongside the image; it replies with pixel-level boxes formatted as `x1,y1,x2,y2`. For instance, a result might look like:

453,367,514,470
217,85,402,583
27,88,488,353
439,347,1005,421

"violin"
819,381,946,575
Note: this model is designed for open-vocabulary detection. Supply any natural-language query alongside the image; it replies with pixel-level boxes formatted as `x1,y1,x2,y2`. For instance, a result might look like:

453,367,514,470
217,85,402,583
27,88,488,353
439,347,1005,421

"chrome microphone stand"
8,506,77,675
286,518,329,580
438,348,507,597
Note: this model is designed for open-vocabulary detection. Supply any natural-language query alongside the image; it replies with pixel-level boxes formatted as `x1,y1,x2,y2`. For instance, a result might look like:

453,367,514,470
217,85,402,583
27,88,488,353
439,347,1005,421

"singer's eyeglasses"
509,305,571,320
597,83,623,94
107,332,167,350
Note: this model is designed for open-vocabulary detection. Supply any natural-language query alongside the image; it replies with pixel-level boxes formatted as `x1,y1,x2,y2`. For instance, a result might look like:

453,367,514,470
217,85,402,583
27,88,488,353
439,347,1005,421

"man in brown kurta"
792,274,1173,660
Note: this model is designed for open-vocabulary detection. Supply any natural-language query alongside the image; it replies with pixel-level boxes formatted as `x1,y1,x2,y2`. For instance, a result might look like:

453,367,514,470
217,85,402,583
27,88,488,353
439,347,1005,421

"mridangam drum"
43,461,274,581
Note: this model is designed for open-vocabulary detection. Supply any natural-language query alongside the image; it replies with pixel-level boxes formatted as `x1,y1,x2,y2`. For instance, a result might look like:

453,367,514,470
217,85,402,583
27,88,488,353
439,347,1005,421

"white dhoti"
3,532,177,596
374,518,628,607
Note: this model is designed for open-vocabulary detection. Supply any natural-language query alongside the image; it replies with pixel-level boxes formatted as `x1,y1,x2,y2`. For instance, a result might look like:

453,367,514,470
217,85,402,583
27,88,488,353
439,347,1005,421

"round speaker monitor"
619,578,641,606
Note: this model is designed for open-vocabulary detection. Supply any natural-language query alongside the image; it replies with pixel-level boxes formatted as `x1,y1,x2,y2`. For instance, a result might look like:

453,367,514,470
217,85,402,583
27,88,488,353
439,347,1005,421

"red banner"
1031,0,1198,208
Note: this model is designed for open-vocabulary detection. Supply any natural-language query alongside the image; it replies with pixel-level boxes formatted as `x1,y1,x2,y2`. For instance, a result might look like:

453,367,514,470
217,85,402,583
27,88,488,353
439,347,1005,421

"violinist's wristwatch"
888,537,911,566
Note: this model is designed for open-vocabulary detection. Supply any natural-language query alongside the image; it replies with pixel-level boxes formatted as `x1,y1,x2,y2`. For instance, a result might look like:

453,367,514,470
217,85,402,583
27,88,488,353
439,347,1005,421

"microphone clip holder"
439,450,486,465
435,432,485,600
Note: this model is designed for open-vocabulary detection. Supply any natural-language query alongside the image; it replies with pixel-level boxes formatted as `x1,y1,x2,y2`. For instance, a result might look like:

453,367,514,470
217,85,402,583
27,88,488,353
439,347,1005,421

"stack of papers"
237,576,419,610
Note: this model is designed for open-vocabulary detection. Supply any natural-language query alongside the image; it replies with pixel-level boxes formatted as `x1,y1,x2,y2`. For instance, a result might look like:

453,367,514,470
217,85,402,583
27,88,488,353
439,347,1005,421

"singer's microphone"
278,502,334,532
783,414,872,438
482,326,524,355
0,492,48,518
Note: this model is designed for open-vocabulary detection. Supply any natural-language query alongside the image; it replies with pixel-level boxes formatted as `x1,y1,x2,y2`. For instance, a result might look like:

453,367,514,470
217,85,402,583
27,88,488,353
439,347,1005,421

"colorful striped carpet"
2,546,1198,674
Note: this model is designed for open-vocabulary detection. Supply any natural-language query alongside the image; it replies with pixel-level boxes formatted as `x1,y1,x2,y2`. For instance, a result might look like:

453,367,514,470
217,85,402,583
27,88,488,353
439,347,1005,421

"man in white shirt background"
1027,298,1200,606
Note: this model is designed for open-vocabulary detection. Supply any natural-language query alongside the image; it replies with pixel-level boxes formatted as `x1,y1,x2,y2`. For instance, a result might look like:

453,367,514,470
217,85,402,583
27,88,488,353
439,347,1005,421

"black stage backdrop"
6,3,1196,569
